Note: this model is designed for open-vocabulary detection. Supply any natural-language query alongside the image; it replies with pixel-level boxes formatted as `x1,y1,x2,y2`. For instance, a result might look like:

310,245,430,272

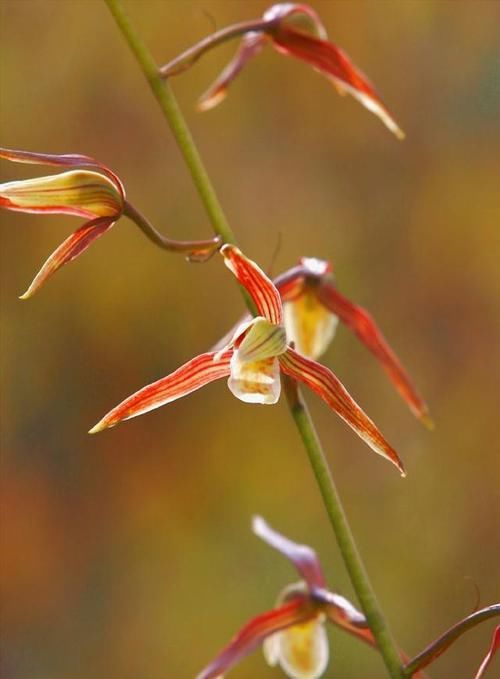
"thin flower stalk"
0,147,220,297
160,2,404,138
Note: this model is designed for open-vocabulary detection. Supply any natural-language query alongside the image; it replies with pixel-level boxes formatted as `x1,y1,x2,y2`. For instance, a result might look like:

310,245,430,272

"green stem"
105,2,404,676
284,377,404,678
105,0,235,247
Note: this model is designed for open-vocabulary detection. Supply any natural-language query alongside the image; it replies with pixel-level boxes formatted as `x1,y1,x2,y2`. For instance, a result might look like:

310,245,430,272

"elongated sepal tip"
420,413,435,431
88,421,107,435
18,290,33,301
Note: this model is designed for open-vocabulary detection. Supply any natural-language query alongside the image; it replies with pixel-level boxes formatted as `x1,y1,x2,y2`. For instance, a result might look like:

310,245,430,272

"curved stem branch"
159,18,272,77
105,2,404,677
123,201,220,261
403,604,500,676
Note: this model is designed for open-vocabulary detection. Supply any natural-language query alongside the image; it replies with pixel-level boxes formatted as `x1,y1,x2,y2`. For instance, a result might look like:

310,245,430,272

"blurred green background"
1,1,499,677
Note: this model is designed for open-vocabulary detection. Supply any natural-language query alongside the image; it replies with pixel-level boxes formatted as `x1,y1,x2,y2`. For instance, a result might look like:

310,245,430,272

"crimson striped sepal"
253,516,326,589
317,283,432,428
271,23,404,139
198,31,267,111
196,596,316,679
221,244,283,325
20,216,115,300
279,347,406,475
89,351,233,434
475,626,500,679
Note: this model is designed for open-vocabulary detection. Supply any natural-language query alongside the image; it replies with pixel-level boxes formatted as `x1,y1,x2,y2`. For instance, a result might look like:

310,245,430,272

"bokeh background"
1,1,499,678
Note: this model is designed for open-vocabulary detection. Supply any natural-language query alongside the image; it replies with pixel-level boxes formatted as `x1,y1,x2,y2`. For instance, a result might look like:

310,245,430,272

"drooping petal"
0,170,123,219
19,216,115,299
198,32,267,111
270,25,404,138
228,354,282,404
317,283,431,426
221,244,283,324
89,351,233,434
197,597,316,679
475,626,500,679
0,147,125,201
264,618,329,679
284,290,338,359
279,347,406,475
252,516,326,589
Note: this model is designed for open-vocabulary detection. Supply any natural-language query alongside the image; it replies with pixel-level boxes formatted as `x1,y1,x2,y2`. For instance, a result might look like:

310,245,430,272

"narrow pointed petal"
0,147,125,200
279,347,406,475
221,244,283,324
197,597,316,679
266,618,329,679
0,170,123,219
89,351,232,433
228,355,281,404
317,283,430,424
19,217,115,299
475,626,500,679
271,27,404,138
198,32,267,111
252,516,326,589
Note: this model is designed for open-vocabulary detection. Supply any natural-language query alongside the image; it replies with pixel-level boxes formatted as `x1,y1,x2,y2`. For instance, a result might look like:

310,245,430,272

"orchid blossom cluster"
2,2,499,678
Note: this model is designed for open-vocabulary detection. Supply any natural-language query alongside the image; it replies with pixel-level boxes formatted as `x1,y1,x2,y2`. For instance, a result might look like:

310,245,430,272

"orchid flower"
214,256,430,426
276,257,432,426
197,516,424,679
160,3,404,139
89,244,404,475
0,147,220,298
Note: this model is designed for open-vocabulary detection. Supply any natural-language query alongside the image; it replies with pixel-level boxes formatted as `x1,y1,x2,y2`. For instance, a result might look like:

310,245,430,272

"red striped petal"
19,217,115,299
198,32,267,111
197,597,316,679
475,626,500,679
253,516,326,589
279,347,406,475
0,147,125,202
271,27,404,139
89,351,233,434
317,282,431,426
221,244,283,324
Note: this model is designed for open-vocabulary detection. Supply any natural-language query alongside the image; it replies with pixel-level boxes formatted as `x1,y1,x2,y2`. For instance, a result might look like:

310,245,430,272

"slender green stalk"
105,0,235,246
104,1,404,676
284,377,404,678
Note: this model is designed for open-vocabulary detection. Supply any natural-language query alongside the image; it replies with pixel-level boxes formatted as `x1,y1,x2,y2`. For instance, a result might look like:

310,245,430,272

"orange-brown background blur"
1,1,499,678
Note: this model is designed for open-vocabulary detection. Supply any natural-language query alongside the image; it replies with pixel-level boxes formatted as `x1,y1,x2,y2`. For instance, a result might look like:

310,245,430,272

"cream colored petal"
237,317,287,363
274,619,329,679
228,353,281,404
284,292,338,359
263,633,281,667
